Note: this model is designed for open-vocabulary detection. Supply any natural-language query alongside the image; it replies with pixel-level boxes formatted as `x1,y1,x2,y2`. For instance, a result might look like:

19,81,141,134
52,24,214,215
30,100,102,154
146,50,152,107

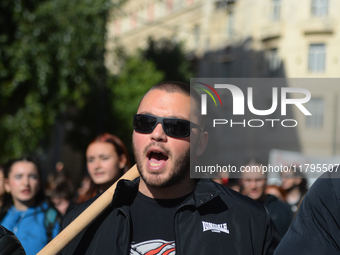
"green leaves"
0,0,192,164
0,0,116,163
109,54,164,140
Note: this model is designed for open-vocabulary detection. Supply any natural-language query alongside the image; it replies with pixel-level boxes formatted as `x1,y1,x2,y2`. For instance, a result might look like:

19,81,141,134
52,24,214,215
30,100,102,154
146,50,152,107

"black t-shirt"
129,191,191,255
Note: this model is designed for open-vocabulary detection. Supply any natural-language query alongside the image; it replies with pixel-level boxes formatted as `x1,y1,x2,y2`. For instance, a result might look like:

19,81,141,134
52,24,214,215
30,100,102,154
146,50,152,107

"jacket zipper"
173,202,195,255
172,193,217,255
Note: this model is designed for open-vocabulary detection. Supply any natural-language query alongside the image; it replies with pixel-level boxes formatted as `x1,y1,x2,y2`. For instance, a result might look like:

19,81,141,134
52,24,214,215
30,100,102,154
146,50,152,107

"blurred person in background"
274,170,340,255
77,175,91,198
0,158,60,255
45,162,72,198
77,133,131,204
227,178,241,193
50,181,77,217
45,162,77,217
280,168,308,213
0,166,5,210
265,185,287,202
240,160,293,237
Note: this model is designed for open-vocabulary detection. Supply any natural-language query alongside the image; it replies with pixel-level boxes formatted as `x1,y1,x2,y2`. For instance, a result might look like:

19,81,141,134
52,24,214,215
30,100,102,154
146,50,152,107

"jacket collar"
190,178,222,208
111,177,222,208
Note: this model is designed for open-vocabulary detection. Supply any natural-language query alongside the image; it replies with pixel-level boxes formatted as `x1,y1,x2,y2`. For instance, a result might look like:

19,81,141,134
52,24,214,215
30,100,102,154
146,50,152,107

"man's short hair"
139,81,205,128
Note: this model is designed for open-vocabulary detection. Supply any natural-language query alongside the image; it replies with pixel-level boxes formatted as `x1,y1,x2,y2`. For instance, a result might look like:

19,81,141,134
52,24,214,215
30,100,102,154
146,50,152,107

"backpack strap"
44,207,59,243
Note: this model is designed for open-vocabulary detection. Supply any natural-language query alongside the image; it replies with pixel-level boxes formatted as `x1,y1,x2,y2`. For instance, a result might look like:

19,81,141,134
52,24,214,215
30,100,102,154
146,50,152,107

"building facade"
106,0,340,177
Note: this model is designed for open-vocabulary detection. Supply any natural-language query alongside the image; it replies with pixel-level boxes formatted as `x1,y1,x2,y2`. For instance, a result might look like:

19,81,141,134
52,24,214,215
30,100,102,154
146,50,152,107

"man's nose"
150,123,167,141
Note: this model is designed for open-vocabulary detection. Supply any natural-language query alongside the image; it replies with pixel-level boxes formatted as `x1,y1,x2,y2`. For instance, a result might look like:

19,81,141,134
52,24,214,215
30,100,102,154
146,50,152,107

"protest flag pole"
37,164,139,255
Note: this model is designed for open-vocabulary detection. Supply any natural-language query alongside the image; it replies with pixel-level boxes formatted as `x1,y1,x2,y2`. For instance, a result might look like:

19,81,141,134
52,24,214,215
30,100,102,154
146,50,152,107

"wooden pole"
37,164,139,255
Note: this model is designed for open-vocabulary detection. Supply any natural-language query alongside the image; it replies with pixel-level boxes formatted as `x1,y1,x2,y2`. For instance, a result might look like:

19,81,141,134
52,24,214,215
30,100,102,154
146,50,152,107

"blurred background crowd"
0,135,309,254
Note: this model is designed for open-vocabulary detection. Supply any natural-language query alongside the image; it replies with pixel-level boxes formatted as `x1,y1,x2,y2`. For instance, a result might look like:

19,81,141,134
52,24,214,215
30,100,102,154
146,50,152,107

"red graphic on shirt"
130,239,175,255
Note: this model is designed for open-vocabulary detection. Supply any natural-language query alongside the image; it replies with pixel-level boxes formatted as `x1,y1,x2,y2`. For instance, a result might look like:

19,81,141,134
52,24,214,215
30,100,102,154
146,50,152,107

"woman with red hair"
77,133,131,204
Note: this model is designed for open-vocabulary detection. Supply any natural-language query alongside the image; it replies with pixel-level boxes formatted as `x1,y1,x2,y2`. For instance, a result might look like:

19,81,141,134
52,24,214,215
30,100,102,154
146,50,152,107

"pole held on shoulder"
37,164,140,255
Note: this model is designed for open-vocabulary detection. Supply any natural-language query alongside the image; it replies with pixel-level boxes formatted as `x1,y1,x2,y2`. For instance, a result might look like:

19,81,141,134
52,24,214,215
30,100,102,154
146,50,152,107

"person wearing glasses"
61,81,280,255
240,160,293,237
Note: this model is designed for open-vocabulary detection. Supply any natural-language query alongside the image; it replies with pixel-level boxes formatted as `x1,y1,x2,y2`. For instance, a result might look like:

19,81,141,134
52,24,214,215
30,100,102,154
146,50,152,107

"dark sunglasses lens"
134,115,157,132
163,119,190,137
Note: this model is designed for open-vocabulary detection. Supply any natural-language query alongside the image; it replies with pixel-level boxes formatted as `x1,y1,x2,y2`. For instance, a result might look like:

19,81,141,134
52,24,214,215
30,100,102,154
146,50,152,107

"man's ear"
195,131,209,156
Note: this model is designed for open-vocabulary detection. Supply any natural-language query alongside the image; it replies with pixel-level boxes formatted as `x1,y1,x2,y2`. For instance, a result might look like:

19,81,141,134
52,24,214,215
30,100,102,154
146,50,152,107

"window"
311,0,328,17
306,98,324,128
193,25,200,49
130,13,137,28
271,0,281,21
227,12,234,37
308,44,326,73
114,19,121,35
267,48,280,73
174,0,183,10
147,4,154,22
166,0,173,13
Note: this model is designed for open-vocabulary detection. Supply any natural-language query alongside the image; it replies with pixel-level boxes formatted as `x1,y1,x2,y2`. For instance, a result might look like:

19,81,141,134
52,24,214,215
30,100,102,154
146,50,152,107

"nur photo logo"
194,80,312,128
194,82,223,115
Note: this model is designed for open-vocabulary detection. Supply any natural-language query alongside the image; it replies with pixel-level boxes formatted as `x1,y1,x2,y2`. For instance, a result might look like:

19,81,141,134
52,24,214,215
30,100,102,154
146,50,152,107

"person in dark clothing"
263,194,293,237
50,181,77,217
61,81,280,255
240,160,293,237
0,225,26,255
274,170,340,255
280,168,308,213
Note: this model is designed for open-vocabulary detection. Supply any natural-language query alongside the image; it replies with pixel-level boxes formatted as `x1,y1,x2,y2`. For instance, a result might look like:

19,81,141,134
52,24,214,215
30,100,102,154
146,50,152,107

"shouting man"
61,81,280,255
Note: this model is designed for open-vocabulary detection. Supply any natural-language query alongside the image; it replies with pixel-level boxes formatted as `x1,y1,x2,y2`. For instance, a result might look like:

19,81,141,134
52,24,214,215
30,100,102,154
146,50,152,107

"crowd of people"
0,81,337,255
0,133,131,255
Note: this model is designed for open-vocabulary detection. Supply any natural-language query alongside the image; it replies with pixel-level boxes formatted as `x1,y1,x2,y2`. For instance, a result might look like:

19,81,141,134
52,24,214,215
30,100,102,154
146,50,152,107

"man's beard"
133,141,191,188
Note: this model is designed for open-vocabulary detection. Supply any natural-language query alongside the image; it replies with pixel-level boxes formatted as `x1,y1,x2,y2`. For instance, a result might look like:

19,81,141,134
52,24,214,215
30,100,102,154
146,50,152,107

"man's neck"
139,178,196,199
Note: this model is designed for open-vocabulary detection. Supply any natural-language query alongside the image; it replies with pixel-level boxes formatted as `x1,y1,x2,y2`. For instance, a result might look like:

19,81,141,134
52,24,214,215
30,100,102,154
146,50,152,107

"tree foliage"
0,0,119,163
143,37,193,83
108,53,164,149
0,0,193,166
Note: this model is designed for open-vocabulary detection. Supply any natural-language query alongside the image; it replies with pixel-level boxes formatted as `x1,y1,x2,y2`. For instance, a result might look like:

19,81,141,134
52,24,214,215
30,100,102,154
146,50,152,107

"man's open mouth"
147,151,169,168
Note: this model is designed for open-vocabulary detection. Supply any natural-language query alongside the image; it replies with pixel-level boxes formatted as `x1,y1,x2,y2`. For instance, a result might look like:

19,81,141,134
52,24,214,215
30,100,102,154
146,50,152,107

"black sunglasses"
133,114,203,138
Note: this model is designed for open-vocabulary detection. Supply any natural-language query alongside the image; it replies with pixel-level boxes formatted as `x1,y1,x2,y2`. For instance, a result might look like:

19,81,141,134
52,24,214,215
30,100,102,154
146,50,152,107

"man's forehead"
138,89,189,109
137,88,201,125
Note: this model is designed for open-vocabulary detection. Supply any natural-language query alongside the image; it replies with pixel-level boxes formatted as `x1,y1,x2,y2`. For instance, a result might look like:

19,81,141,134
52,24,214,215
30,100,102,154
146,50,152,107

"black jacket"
274,170,340,255
0,225,26,255
61,178,280,255
262,194,293,237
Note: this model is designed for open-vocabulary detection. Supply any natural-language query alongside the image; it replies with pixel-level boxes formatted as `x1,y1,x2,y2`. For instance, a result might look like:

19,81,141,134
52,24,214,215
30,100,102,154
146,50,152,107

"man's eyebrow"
137,111,153,115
